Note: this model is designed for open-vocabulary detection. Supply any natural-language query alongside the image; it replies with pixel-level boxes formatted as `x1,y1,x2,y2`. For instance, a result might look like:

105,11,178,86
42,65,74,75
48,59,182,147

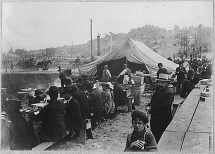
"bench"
32,119,93,150
32,141,56,151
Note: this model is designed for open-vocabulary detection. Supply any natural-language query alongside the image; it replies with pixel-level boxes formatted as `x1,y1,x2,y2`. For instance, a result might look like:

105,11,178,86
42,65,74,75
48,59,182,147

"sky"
2,1,213,52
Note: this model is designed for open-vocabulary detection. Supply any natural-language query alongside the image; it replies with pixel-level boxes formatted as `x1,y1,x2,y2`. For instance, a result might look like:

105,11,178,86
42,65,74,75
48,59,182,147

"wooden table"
158,85,213,153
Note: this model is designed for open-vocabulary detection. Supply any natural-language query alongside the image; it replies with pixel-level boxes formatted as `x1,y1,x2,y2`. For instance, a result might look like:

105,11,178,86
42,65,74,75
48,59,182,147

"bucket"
131,85,141,105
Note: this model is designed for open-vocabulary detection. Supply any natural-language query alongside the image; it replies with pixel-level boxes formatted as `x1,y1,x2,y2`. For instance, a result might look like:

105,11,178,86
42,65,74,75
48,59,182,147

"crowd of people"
2,59,212,151
1,70,127,150
189,57,212,80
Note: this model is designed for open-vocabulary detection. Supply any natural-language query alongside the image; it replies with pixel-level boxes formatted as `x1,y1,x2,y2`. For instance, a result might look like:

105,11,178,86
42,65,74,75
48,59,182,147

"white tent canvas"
78,38,178,76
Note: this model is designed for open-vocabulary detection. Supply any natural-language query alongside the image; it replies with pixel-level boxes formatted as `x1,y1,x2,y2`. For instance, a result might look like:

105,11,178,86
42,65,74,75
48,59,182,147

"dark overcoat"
64,97,82,131
180,78,195,98
29,100,66,142
73,90,91,120
149,87,174,143
88,89,104,115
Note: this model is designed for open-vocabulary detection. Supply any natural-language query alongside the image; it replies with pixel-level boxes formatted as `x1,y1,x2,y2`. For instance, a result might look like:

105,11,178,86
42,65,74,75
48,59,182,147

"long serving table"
158,84,213,153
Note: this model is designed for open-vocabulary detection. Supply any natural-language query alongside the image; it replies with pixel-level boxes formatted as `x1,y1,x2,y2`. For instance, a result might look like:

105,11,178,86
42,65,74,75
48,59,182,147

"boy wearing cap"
180,69,196,98
29,86,66,142
124,110,157,152
146,73,174,143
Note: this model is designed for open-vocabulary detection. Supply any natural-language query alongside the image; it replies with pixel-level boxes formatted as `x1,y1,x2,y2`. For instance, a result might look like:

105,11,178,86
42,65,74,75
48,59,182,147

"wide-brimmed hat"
156,73,171,82
46,86,59,96
187,69,195,75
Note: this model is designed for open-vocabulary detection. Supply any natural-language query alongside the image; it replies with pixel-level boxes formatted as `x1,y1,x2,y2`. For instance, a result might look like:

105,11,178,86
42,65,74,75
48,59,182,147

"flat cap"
131,110,149,124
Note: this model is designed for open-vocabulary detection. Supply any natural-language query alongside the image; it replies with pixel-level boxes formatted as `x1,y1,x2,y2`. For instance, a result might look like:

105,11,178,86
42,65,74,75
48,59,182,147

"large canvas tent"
78,38,178,79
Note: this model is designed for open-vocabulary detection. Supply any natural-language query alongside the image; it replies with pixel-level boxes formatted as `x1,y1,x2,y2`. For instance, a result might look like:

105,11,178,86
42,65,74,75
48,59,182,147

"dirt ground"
48,93,182,152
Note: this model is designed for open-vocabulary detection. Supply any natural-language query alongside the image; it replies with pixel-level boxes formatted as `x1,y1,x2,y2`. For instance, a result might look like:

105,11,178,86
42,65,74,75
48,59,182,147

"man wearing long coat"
147,73,174,143
86,83,105,129
64,87,82,139
29,86,66,142
71,84,91,121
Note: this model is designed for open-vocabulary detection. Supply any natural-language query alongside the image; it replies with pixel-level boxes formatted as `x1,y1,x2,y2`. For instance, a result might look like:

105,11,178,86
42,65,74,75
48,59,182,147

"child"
124,110,157,152
101,83,115,119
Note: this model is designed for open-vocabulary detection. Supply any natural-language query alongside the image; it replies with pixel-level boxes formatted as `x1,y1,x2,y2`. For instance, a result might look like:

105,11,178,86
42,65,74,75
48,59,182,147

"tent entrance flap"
97,57,126,80
96,57,149,81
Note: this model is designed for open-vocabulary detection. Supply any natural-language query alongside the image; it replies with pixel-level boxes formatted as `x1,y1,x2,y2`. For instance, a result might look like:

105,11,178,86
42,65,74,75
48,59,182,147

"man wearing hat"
70,84,91,123
175,61,187,94
101,65,112,82
29,86,66,142
146,73,174,143
86,82,105,129
63,87,82,140
124,110,157,152
180,69,196,98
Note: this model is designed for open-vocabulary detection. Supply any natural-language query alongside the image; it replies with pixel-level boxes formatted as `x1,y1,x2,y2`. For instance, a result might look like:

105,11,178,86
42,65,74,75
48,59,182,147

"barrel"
131,85,141,105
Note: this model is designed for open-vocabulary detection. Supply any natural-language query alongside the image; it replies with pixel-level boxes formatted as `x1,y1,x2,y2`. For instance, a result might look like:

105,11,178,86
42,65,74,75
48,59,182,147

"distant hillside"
7,24,212,59
69,25,168,58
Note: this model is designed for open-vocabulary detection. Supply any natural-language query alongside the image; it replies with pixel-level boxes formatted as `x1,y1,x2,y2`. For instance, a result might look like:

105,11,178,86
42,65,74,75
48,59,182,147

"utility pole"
181,31,182,49
90,19,93,62
194,33,197,59
199,26,202,58
71,41,73,58
109,32,113,52
104,34,107,55
185,31,187,58
97,34,101,56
